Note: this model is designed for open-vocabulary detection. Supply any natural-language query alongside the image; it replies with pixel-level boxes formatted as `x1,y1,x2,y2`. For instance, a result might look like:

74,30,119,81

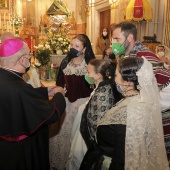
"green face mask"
112,43,125,55
84,75,94,85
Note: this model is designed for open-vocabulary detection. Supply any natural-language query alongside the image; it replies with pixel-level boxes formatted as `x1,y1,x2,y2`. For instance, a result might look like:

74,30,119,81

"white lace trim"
125,57,169,169
63,59,87,76
98,97,129,126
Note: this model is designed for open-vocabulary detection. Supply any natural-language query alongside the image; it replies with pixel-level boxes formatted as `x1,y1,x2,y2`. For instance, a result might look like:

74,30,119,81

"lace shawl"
80,81,114,148
125,57,169,170
98,57,169,169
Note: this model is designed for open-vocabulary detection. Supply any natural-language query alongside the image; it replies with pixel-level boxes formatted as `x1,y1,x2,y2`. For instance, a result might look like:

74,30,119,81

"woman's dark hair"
118,57,144,90
68,34,95,64
56,34,95,82
89,59,116,81
73,34,87,48
157,45,165,50
59,34,95,70
89,58,123,102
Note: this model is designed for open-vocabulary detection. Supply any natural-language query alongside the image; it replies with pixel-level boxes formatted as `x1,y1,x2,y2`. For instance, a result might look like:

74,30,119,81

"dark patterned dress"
66,79,122,170
80,79,122,148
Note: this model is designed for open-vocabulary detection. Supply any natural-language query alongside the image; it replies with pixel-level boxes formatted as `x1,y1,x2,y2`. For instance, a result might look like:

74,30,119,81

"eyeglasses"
23,56,31,62
16,54,31,62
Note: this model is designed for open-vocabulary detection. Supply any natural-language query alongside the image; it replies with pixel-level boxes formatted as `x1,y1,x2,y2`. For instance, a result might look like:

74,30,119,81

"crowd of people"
0,21,170,170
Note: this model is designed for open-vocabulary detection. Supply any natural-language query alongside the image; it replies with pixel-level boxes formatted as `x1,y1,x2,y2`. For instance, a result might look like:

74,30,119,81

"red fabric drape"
133,0,143,20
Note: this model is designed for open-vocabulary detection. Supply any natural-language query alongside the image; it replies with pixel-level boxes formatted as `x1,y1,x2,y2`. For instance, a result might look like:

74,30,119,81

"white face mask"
103,32,107,36
158,51,165,57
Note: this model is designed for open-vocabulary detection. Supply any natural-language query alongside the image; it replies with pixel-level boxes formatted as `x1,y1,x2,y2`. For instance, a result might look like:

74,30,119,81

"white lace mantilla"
63,59,87,76
98,96,129,126
98,57,169,169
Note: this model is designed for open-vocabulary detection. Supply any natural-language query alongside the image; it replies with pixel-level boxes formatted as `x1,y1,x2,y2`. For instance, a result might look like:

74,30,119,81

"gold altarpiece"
38,0,77,46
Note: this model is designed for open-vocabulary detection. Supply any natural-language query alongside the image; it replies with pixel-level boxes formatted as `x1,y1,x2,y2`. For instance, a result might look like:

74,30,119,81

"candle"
4,13,5,22
8,14,10,23
0,13,1,29
8,14,10,31
12,22,14,33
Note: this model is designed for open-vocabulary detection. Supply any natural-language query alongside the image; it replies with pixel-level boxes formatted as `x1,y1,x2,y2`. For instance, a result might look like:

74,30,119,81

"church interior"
0,0,170,170
0,0,169,55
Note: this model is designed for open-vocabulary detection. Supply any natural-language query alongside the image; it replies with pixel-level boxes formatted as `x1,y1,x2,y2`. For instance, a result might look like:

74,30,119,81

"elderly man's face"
23,44,31,66
17,43,31,72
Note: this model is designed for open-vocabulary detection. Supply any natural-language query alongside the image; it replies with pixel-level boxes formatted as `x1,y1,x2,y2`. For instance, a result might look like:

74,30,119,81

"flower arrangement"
45,31,70,55
12,14,23,27
34,44,51,67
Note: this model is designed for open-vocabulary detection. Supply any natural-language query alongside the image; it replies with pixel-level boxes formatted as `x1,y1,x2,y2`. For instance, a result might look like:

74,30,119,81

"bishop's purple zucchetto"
0,38,23,57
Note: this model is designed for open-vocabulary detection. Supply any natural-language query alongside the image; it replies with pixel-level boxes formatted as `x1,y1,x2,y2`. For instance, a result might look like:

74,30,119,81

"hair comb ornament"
106,70,112,79
137,85,141,90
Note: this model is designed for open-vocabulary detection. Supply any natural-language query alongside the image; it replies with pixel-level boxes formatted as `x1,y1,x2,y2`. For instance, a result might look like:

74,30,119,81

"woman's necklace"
126,93,139,97
115,93,139,106
1,67,25,81
71,58,84,67
123,88,139,97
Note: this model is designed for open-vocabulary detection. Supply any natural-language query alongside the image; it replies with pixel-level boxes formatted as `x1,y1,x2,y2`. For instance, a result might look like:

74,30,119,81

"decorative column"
110,0,120,24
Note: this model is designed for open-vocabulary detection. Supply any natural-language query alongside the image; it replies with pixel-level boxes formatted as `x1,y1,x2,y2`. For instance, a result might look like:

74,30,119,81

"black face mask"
109,53,116,60
25,65,30,73
70,48,83,58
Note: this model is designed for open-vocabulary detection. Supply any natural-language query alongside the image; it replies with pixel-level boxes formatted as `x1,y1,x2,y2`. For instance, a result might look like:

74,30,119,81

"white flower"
58,38,63,41
38,44,44,48
52,41,56,44
12,15,23,26
45,44,51,49
45,31,70,54
56,50,63,55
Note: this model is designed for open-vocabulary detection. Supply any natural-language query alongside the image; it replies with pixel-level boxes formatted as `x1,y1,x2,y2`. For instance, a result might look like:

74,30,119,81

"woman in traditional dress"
66,59,122,170
49,34,95,170
80,57,169,170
